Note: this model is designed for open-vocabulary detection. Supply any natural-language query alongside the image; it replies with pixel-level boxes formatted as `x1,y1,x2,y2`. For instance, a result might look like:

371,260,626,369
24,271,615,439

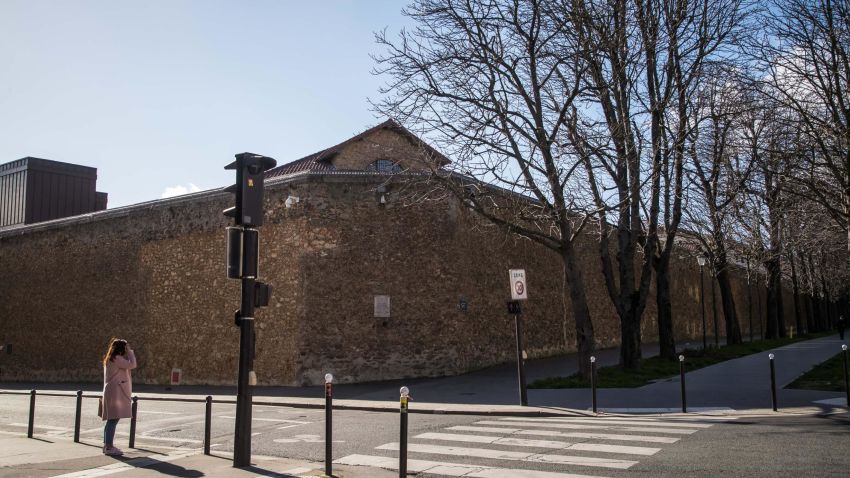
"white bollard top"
678,355,685,362
324,373,333,384
843,344,847,351
590,356,596,363
768,353,775,360
400,386,410,397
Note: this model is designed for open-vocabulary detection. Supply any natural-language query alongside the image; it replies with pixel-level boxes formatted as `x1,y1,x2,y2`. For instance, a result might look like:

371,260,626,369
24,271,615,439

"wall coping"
0,171,434,239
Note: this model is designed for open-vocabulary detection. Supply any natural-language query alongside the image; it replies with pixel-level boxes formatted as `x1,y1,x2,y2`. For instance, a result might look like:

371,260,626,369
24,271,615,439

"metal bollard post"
842,345,848,407
27,390,36,438
679,355,687,413
129,396,138,448
204,396,212,455
399,386,410,478
325,373,334,477
74,391,83,442
769,353,778,412
590,356,597,414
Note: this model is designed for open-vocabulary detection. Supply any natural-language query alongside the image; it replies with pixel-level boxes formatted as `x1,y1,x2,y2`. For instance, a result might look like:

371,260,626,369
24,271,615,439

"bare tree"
647,0,748,358
376,0,748,371
683,65,750,345
373,0,599,377
756,0,850,269
559,0,746,367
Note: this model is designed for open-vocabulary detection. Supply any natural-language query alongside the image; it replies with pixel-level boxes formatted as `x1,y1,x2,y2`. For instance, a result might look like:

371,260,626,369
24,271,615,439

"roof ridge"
265,119,448,179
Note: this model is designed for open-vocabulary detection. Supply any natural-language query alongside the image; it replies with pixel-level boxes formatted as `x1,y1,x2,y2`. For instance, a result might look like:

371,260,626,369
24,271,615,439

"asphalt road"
1,393,848,477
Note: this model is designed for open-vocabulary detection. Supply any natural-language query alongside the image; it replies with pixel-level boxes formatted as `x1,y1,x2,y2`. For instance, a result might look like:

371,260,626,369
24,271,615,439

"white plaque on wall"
374,295,391,317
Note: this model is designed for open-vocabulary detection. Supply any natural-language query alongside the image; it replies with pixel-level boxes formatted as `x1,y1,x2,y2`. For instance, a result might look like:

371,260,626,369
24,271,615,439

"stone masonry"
0,124,799,386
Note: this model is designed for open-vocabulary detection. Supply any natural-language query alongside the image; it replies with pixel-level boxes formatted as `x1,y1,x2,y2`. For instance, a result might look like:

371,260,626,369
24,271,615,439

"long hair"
102,338,127,367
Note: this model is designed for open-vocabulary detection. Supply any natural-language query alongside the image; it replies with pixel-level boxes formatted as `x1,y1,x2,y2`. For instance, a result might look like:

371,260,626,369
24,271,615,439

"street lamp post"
698,255,707,351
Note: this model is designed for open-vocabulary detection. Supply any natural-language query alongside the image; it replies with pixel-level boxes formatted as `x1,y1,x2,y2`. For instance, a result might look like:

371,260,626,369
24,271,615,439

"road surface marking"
448,426,680,444
377,443,638,469
114,431,202,444
480,419,697,434
475,420,697,435
9,423,70,432
335,454,611,478
596,407,734,413
498,417,713,428
218,416,310,424
415,432,660,455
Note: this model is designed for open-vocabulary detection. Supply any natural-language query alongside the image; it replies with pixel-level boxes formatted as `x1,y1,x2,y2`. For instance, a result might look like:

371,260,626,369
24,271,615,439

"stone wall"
0,174,799,386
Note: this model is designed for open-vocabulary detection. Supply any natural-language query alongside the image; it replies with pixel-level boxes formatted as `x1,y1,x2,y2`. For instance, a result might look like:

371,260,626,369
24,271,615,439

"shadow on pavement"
113,456,203,477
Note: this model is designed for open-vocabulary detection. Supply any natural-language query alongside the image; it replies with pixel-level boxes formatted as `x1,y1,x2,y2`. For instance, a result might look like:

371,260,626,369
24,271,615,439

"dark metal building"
0,157,108,228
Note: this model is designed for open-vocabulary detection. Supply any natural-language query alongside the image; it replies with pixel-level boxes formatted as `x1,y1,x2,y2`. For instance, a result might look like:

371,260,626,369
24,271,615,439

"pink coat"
101,350,136,420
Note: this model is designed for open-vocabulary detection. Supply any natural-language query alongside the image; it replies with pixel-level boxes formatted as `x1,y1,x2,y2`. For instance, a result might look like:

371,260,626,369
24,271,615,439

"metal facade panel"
1,157,105,226
27,169,97,223
0,170,27,227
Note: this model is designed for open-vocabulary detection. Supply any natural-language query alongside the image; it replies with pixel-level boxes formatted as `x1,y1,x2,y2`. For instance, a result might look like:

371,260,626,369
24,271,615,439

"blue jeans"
103,419,119,446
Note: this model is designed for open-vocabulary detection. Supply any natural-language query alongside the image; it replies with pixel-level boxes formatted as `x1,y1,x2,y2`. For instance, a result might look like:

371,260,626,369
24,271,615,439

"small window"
367,159,402,173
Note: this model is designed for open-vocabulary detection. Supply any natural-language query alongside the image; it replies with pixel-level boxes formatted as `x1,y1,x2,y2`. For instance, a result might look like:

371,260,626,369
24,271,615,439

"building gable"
266,119,449,179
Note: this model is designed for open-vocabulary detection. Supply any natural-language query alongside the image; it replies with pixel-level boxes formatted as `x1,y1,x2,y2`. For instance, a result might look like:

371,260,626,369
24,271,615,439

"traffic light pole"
223,152,276,469
234,237,256,467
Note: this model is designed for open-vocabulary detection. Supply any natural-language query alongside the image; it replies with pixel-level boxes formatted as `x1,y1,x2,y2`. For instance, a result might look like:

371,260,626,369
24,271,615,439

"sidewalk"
1,335,847,416
0,433,394,478
0,335,846,478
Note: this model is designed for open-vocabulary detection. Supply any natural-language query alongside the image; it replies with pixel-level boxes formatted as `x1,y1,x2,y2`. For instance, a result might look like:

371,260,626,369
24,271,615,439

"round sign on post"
509,269,527,300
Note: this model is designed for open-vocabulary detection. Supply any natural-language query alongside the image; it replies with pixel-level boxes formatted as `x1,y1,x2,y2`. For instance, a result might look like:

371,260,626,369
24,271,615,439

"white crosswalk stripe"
474,419,698,434
497,417,714,428
377,442,638,469
448,425,681,443
336,414,719,478
415,432,661,455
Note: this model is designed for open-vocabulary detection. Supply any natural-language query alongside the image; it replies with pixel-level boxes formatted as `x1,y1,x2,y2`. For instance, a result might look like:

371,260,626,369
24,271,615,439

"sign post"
507,269,528,406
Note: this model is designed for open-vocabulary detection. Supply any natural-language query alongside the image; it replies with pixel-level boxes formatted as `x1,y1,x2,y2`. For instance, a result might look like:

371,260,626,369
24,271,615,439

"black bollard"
769,353,778,412
129,396,138,448
842,345,848,407
590,356,597,414
74,390,83,442
399,386,409,478
325,373,333,477
679,355,687,413
204,396,212,455
27,390,35,438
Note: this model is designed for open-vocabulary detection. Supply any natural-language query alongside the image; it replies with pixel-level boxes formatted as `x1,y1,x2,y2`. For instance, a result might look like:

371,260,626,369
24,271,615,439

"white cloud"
161,183,202,198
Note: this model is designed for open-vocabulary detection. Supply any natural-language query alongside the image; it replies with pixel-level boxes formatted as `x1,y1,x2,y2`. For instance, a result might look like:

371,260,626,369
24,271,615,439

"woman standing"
101,338,136,456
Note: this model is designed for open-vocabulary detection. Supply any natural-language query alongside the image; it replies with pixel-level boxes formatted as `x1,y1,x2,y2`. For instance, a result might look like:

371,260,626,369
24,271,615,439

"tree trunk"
655,254,676,359
789,251,803,334
756,276,764,339
811,291,823,333
747,275,754,342
819,260,832,330
619,292,643,369
562,245,595,380
765,256,785,339
798,251,816,333
711,272,719,347
716,267,742,344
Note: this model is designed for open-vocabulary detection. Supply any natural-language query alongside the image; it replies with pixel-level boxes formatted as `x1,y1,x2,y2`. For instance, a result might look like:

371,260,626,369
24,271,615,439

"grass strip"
529,332,831,389
787,352,849,392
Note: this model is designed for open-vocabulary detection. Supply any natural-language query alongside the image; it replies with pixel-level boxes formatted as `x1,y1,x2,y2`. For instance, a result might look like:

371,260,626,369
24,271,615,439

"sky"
0,1,413,208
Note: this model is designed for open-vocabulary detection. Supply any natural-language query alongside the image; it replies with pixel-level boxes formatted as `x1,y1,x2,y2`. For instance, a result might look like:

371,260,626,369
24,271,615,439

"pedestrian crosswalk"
335,414,733,478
